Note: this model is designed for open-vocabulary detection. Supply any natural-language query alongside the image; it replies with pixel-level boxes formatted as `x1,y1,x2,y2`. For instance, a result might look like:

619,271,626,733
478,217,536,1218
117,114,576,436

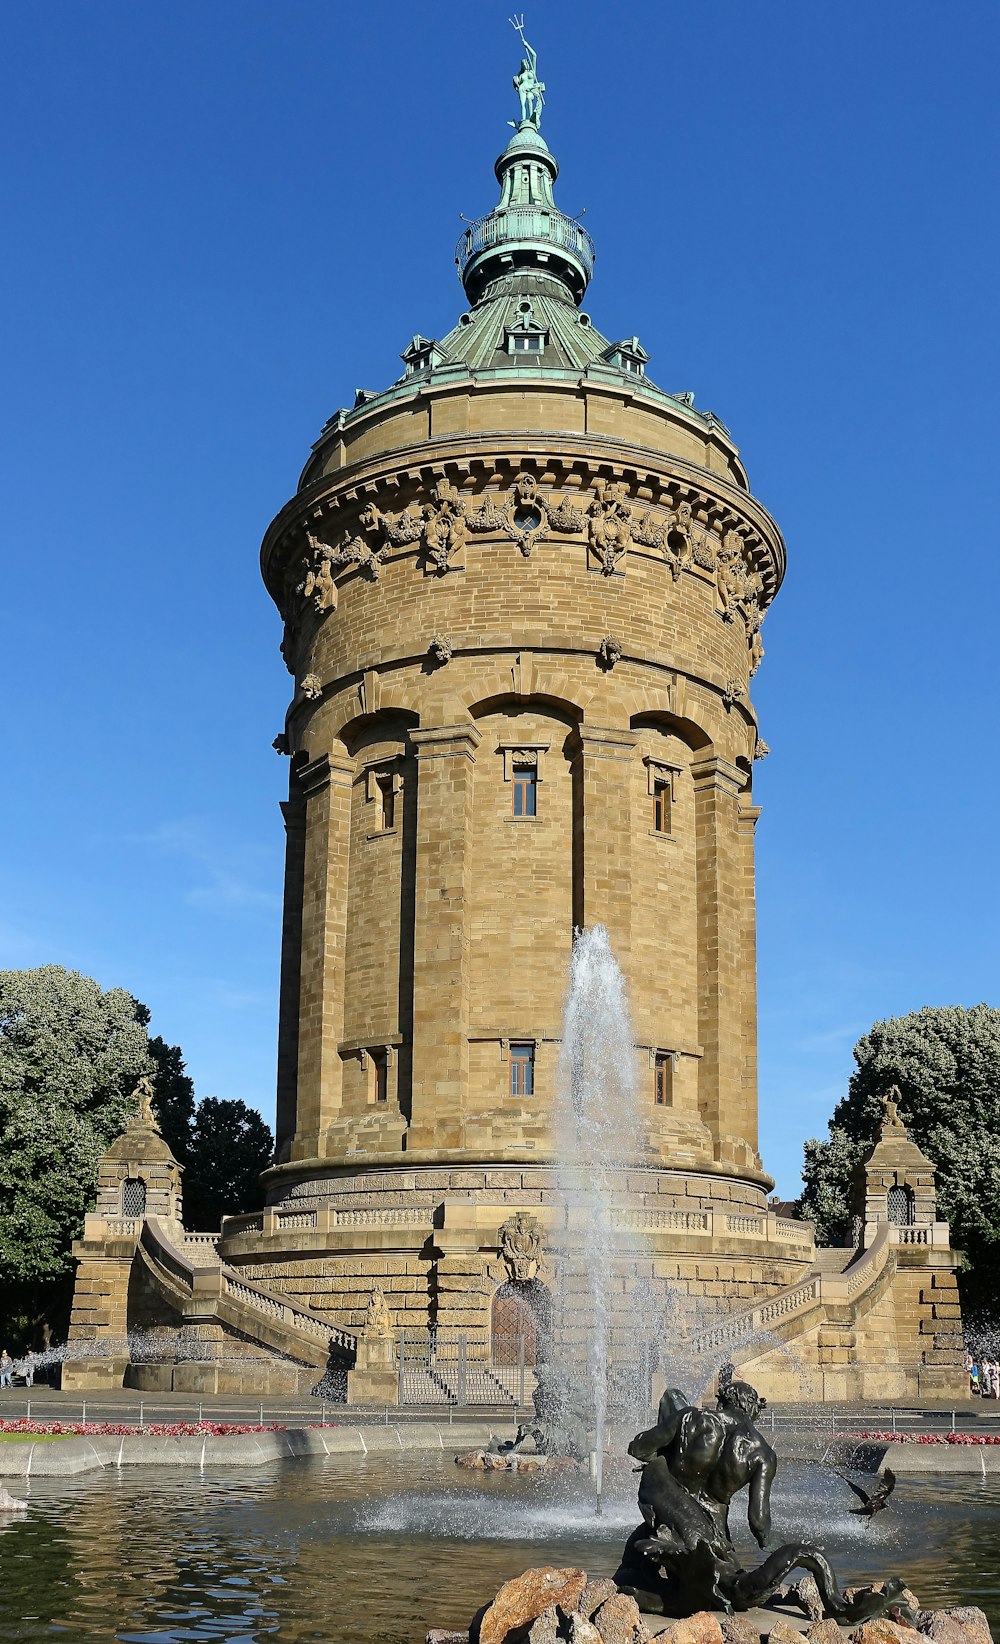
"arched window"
122,1177,147,1219
491,1280,552,1367
887,1184,915,1226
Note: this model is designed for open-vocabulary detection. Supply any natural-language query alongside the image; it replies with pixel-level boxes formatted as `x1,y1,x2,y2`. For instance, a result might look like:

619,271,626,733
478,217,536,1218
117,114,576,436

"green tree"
798,1004,1000,1314
182,1096,273,1231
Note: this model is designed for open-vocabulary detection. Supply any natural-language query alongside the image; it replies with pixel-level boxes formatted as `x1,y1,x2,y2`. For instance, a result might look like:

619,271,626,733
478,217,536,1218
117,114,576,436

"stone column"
572,727,638,962
737,795,762,1150
275,784,306,1163
407,724,481,1152
292,749,354,1160
691,755,746,1150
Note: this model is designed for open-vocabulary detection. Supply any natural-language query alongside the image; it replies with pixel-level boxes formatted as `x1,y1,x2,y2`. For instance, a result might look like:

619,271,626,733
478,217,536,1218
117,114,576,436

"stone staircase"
137,1218,356,1375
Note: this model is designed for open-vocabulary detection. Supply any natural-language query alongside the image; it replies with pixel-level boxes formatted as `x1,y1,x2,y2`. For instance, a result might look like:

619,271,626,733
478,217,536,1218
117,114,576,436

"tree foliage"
798,1004,1000,1313
0,967,152,1287
0,966,273,1344
183,1097,272,1231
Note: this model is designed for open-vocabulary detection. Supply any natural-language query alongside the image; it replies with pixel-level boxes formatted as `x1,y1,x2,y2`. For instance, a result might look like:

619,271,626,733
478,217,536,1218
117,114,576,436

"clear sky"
3,2,998,1197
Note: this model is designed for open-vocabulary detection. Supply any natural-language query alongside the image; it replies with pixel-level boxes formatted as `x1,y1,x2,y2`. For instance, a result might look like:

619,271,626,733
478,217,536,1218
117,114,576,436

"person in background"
21,1350,36,1388
981,1360,993,1398
968,1354,980,1396
0,1350,12,1387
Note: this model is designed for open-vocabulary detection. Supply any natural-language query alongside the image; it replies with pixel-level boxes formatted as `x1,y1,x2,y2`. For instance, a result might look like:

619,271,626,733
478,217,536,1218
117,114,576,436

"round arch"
491,1279,553,1367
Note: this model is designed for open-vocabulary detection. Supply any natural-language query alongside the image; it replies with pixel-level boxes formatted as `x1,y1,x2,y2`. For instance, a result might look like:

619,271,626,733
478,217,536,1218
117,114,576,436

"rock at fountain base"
454,1448,587,1473
429,1566,996,1644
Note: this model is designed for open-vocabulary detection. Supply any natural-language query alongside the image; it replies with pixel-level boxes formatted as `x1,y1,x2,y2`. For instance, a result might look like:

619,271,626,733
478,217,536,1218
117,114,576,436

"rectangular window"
654,1052,673,1107
510,1043,535,1097
511,333,543,352
652,778,671,835
375,773,395,831
512,765,537,818
373,1050,388,1104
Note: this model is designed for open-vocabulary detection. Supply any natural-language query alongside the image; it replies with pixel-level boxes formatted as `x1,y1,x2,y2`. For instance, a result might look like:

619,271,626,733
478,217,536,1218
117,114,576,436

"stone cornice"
262,431,785,603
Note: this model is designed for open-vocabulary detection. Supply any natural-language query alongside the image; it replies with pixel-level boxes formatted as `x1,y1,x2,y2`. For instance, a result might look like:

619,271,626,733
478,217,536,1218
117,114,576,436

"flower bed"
0,1419,291,1438
853,1429,1000,1444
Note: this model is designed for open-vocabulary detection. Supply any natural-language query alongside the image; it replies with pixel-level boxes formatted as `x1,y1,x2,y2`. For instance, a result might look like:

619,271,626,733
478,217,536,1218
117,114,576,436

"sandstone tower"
65,36,965,1400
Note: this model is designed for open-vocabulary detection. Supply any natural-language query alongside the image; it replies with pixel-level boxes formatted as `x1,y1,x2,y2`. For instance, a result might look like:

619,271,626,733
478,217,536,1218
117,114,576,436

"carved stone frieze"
467,470,584,558
283,474,775,678
420,479,467,575
498,1210,542,1282
588,480,633,575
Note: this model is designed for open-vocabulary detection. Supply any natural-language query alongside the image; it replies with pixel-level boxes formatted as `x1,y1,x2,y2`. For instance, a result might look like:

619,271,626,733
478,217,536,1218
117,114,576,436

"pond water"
1,1452,998,1642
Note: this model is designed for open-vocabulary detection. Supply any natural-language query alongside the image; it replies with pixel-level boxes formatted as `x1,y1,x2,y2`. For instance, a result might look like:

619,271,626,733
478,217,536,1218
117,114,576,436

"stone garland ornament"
466,470,585,558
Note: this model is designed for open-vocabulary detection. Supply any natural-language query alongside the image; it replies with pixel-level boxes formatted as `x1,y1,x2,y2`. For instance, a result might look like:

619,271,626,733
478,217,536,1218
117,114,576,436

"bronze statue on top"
615,1380,911,1622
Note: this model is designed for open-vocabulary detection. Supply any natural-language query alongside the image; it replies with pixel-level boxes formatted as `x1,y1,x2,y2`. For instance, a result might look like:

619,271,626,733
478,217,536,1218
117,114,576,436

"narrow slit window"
512,764,537,818
510,1043,535,1097
373,1050,389,1104
654,1052,673,1107
375,773,395,831
652,778,671,835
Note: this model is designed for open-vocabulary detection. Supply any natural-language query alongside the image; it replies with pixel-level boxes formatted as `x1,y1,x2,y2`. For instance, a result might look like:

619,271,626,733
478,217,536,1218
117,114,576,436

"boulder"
804,1624,844,1644
590,1592,650,1643
920,1612,995,1644
455,1451,488,1470
658,1613,725,1644
527,1607,560,1644
721,1616,764,1644
788,1578,825,1622
768,1622,806,1644
565,1614,604,1644
580,1579,619,1620
476,1568,589,1644
851,1622,917,1644
0,1487,28,1515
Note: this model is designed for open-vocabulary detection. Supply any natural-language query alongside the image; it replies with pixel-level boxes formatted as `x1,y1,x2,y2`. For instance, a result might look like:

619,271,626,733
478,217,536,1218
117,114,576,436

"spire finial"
509,16,545,130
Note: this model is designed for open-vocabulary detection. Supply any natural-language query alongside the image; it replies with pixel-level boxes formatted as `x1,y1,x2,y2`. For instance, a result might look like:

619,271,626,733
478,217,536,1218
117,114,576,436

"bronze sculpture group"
614,1380,909,1622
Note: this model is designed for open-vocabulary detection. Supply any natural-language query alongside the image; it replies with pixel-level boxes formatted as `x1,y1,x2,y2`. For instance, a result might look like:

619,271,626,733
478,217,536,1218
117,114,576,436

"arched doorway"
491,1280,552,1366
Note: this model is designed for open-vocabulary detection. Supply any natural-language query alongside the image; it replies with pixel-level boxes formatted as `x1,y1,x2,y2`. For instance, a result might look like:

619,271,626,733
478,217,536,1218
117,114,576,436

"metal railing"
397,1329,532,1408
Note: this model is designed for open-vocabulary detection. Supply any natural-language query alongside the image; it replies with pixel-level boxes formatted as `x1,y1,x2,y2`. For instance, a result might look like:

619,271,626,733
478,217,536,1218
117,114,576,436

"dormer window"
603,336,650,379
400,334,443,378
505,299,548,358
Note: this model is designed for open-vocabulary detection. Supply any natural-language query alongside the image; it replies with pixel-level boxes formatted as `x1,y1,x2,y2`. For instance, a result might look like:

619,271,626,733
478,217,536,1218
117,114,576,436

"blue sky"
3,2,998,1197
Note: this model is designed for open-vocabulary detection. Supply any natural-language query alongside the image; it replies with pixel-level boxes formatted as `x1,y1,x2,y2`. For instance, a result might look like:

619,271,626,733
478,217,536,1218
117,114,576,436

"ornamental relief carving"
288,472,771,669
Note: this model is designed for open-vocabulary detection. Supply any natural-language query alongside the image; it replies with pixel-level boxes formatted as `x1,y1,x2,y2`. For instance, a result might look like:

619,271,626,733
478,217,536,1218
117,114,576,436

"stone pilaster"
293,750,354,1159
407,724,482,1151
275,785,306,1163
691,755,746,1149
737,795,762,1151
572,727,638,961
